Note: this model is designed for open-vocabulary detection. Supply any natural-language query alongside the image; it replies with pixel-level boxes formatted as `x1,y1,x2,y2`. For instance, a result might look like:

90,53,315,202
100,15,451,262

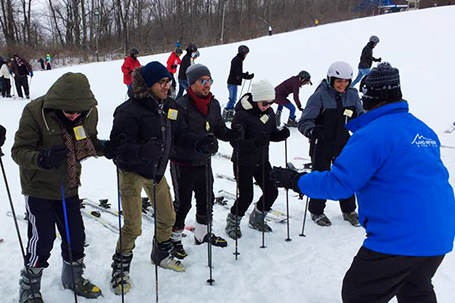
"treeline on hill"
0,0,447,68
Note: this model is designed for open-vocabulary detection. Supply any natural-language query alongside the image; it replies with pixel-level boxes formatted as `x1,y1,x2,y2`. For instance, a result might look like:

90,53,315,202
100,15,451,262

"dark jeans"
309,154,356,215
15,75,29,98
1,77,11,96
342,246,445,303
176,79,188,101
170,164,214,229
230,161,278,217
25,195,85,268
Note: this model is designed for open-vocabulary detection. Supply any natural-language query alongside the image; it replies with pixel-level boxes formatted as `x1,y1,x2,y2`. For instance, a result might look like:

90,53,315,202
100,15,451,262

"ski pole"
237,80,246,104
260,146,266,249
234,141,240,260
116,168,126,303
284,139,291,242
0,150,40,303
150,162,159,303
246,79,252,93
299,138,318,237
206,156,215,285
58,168,79,303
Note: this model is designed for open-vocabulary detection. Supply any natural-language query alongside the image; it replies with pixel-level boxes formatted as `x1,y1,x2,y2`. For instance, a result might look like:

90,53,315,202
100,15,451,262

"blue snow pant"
351,68,371,88
277,102,297,120
226,84,238,110
176,79,189,101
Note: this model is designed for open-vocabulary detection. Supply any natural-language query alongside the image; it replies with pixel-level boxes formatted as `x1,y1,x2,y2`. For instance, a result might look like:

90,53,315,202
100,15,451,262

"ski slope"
1,6,455,303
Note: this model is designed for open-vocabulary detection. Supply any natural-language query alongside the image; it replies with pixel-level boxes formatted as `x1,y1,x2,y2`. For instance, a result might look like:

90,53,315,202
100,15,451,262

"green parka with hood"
11,72,103,200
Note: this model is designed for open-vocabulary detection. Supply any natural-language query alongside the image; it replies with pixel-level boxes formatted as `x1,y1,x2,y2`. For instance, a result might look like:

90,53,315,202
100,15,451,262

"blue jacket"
298,101,455,256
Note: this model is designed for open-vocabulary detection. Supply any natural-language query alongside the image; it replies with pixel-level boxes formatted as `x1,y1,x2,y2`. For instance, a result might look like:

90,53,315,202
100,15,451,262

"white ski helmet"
327,61,353,87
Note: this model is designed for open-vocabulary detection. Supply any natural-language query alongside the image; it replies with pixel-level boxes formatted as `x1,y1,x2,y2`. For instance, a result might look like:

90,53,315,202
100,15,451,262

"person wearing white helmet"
351,35,382,88
297,61,364,227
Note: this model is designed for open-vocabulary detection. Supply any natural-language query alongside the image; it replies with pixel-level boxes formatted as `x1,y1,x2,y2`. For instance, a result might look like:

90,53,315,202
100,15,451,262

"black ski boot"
225,212,242,240
194,222,228,247
61,258,102,298
171,228,187,260
19,267,45,303
111,252,133,295
151,238,185,272
285,117,298,127
249,206,273,232
276,110,282,127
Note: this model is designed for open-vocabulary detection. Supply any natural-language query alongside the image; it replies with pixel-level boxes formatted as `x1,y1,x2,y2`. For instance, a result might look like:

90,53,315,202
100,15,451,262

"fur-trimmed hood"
128,66,156,100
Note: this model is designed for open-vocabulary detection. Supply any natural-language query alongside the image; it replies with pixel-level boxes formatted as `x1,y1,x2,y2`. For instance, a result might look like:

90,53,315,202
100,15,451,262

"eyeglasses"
259,101,273,107
63,110,82,115
198,78,214,86
158,78,173,88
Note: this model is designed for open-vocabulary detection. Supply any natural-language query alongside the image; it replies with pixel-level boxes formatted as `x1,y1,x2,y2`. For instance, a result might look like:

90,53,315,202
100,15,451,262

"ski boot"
61,258,102,298
285,117,298,127
111,252,133,295
311,213,332,226
151,237,185,272
222,108,234,122
248,206,272,232
19,267,45,303
225,212,242,240
343,211,360,227
276,110,282,127
171,228,187,260
194,221,228,247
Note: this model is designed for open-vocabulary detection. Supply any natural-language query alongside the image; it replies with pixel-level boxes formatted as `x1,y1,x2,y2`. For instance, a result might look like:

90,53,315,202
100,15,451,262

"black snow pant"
342,246,445,303
1,77,11,96
171,163,214,229
230,161,278,217
15,75,29,98
309,153,356,215
25,195,85,268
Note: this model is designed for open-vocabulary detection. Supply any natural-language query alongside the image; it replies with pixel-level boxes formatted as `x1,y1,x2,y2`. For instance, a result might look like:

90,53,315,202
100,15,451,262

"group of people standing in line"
0,54,34,99
1,34,453,303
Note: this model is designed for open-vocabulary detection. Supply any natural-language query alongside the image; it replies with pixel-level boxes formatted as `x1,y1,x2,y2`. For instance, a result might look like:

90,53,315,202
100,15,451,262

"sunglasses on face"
63,110,82,115
198,78,214,86
259,101,273,106
158,78,173,87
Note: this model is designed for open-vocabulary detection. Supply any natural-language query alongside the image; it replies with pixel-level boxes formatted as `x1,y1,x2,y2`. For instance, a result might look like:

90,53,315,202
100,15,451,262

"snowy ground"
1,6,455,303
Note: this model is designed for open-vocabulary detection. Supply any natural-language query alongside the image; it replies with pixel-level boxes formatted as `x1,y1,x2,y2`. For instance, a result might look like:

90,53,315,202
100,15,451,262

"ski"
444,122,455,133
80,208,119,233
214,152,232,161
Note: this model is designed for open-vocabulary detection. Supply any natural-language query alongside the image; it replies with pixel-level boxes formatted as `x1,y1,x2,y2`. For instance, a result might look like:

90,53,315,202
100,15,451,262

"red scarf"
188,87,211,116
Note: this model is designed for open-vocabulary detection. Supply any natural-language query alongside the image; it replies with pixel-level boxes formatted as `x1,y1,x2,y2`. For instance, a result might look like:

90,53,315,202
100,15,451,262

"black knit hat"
362,62,402,111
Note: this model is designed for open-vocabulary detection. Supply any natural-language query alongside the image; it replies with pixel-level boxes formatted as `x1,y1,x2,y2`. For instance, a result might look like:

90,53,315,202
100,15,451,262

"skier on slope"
225,79,289,240
121,48,141,88
351,35,382,88
11,73,106,303
166,47,183,97
298,61,363,227
271,62,455,303
11,53,33,99
274,71,312,127
176,43,198,100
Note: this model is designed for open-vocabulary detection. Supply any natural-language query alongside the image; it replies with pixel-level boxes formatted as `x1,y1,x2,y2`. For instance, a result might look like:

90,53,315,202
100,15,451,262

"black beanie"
362,62,402,111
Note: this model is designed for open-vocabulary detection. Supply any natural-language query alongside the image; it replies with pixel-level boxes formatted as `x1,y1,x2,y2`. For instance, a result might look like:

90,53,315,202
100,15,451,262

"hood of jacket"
43,72,97,112
235,93,264,116
129,66,161,101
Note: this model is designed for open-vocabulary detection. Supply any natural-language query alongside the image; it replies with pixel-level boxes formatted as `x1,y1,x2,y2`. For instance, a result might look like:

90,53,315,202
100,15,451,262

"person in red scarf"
121,48,141,87
169,64,243,259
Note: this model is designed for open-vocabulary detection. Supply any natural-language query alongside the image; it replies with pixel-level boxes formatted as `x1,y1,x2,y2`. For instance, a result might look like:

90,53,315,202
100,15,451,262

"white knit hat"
251,79,275,102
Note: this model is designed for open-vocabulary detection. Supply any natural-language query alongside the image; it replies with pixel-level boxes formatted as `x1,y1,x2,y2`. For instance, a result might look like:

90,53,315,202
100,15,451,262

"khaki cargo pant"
115,170,175,253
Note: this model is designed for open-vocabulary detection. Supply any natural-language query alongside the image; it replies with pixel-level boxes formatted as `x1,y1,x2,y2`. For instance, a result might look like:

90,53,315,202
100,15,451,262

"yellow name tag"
343,109,353,118
260,114,270,124
73,126,87,140
206,121,211,131
168,108,178,120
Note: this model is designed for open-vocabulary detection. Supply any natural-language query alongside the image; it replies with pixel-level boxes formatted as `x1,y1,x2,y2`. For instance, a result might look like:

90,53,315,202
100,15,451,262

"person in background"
121,48,141,88
166,48,183,98
11,53,33,99
298,61,363,227
45,54,52,70
0,124,5,147
1,59,13,98
38,58,45,70
271,62,455,303
351,35,381,88
223,45,255,122
274,71,312,127
176,43,198,100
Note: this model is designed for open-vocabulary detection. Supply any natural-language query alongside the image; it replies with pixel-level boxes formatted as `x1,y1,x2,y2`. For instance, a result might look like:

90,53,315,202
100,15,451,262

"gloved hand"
378,57,382,62
297,106,303,111
101,140,114,160
139,138,164,162
231,124,245,141
255,132,268,147
275,127,290,141
194,133,219,155
244,72,254,80
270,166,306,194
0,125,6,147
307,126,324,140
30,71,34,77
171,65,177,69
38,145,68,169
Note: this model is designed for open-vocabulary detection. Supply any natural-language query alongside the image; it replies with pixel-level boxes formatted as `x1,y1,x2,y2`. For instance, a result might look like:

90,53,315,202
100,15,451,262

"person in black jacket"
225,79,290,240
170,64,242,259
351,35,382,88
108,61,201,295
223,45,254,122
298,61,364,227
176,43,198,100
11,54,33,99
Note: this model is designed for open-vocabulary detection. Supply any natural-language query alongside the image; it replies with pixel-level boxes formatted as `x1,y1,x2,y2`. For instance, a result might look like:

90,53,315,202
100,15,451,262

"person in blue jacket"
271,62,455,303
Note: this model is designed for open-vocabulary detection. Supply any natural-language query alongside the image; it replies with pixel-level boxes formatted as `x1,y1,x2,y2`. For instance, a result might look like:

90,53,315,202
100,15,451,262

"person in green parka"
11,72,106,303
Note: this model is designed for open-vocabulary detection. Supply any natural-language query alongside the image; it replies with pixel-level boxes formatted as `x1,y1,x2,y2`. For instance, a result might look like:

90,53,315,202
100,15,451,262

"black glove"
232,124,245,141
244,72,254,80
378,57,382,62
38,145,68,169
194,133,219,155
307,126,324,140
270,166,306,194
171,64,177,69
0,125,6,147
276,127,290,141
255,132,268,147
101,140,114,160
139,138,164,162
297,106,303,111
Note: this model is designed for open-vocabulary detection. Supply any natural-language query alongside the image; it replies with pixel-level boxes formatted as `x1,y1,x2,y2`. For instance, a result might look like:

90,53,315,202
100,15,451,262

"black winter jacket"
358,41,380,69
227,53,252,86
170,93,233,166
110,68,193,181
178,52,192,81
231,93,286,166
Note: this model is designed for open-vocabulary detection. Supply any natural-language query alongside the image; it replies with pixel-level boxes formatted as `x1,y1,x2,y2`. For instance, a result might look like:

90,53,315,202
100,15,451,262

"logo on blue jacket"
411,134,437,148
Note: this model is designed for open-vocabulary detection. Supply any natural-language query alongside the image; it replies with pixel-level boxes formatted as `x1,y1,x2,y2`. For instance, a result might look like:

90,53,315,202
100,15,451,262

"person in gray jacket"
298,61,363,227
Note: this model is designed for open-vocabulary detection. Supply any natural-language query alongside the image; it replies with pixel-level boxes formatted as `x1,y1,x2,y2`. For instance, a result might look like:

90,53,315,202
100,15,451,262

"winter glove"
194,133,219,155
244,72,254,80
307,126,324,140
378,57,382,62
171,65,177,69
231,124,245,141
101,140,114,160
255,132,268,147
30,71,34,77
297,106,303,111
38,145,68,169
275,127,290,141
139,138,165,162
0,125,6,147
270,166,306,194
